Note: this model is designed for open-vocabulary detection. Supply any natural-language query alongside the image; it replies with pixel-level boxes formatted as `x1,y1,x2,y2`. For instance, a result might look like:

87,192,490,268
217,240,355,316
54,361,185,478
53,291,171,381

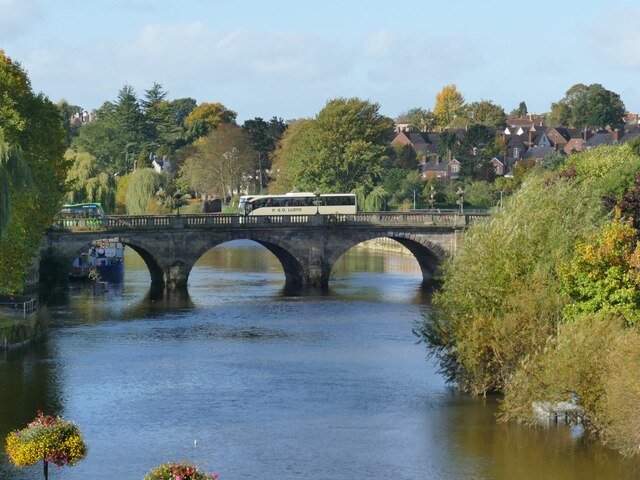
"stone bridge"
44,212,487,288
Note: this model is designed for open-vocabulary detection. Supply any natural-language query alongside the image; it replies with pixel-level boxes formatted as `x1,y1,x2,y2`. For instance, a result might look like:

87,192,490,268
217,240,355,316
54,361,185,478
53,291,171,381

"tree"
0,50,67,292
0,139,31,236
169,97,197,126
64,150,116,213
464,100,507,128
125,168,167,215
510,101,528,117
183,102,237,141
457,124,493,178
5,411,87,480
434,84,465,129
242,116,287,192
550,83,626,128
142,82,182,150
269,119,315,193
437,130,458,160
270,98,394,194
561,217,640,325
180,123,256,200
393,143,419,170
400,107,437,132
56,99,82,145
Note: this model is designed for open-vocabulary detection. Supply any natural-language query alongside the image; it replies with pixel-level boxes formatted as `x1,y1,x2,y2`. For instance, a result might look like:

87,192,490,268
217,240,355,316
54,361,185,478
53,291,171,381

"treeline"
60,83,287,214
415,138,640,457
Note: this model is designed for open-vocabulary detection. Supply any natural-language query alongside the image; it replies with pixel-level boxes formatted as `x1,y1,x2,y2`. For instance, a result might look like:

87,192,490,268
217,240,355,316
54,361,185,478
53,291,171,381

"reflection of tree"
0,342,63,476
444,396,640,479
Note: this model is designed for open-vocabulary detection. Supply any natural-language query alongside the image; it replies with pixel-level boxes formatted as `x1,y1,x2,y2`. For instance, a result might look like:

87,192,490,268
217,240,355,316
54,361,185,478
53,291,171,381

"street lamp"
429,185,436,211
456,186,465,213
411,187,420,210
173,188,182,215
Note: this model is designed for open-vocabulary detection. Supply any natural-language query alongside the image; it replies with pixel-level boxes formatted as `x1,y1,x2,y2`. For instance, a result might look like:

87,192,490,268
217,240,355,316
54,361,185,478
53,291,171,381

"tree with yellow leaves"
434,84,465,129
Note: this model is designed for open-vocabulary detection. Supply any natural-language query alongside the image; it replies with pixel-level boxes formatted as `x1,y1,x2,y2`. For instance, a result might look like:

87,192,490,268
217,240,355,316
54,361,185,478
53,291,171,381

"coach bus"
57,202,105,226
238,192,356,216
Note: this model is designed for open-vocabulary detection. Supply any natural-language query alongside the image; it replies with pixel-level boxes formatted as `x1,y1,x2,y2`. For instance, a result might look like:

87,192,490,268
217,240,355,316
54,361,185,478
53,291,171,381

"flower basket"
144,461,218,480
5,411,87,479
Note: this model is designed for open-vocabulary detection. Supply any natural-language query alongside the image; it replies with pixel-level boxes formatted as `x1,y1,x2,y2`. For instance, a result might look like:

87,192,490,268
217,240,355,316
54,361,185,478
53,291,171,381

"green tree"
464,181,499,207
64,150,116,213
550,83,625,128
561,217,640,324
242,116,287,192
364,185,389,211
0,51,68,292
457,124,493,178
269,119,315,193
510,101,528,117
271,98,394,194
392,142,419,170
434,84,465,129
125,168,165,214
400,107,437,132
464,100,507,128
56,99,82,145
169,97,197,126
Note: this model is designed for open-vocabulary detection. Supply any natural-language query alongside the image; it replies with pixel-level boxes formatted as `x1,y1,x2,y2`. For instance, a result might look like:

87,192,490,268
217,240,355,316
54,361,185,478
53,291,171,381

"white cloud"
18,21,358,119
585,8,640,70
361,30,482,84
0,0,40,40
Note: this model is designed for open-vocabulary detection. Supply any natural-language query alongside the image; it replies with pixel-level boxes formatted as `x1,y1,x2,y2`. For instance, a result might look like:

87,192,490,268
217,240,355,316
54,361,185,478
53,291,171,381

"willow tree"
125,168,166,215
0,139,31,236
65,150,116,213
0,51,67,293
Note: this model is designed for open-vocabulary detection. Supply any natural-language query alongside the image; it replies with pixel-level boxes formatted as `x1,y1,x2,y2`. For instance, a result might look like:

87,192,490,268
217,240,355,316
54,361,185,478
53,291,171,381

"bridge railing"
49,211,488,232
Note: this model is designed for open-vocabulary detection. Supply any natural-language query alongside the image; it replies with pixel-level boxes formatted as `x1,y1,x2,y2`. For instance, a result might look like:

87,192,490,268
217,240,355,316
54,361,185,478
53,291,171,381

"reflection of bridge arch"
190,233,307,286
55,235,167,285
44,212,479,288
326,232,447,283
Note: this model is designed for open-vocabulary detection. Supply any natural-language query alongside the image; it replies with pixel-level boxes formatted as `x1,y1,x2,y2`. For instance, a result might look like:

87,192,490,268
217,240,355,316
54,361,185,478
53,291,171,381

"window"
451,164,459,173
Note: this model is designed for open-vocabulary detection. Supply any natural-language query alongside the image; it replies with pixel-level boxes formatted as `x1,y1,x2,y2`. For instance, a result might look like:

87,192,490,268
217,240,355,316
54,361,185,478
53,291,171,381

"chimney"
613,128,620,143
436,155,442,164
583,127,588,141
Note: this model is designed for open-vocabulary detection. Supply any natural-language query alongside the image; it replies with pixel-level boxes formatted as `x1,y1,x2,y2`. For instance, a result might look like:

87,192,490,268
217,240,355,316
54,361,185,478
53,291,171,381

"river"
0,240,638,479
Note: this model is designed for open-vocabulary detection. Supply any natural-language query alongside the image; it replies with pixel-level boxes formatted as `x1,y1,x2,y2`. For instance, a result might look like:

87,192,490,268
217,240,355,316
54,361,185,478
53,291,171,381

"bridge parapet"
50,211,487,232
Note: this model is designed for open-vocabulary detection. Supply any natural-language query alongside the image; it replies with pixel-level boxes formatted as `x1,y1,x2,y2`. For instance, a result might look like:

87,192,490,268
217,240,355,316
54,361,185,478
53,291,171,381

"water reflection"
1,242,639,479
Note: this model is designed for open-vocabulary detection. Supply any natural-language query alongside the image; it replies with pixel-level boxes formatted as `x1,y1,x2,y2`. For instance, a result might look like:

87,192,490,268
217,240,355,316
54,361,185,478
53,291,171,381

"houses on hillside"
392,115,640,182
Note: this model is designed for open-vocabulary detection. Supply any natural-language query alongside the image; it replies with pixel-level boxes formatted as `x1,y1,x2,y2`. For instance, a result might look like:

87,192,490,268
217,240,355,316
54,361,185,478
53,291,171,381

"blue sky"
2,0,640,122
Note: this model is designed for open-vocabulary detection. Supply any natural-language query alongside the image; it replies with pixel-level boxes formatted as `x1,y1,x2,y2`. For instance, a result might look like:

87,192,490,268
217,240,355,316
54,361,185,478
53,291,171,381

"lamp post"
173,188,182,215
429,185,436,211
456,186,465,213
411,187,420,210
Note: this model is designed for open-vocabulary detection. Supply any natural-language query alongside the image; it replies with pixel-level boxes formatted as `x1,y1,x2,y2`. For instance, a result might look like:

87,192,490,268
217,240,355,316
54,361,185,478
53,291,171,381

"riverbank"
0,295,45,351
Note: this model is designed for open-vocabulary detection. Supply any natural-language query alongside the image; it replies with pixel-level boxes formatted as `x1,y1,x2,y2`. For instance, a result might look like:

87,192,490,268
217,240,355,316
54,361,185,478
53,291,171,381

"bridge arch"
61,236,166,286
187,233,308,287
325,231,448,284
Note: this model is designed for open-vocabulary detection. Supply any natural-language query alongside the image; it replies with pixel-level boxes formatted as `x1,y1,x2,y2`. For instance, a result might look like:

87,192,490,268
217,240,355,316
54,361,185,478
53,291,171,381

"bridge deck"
50,212,488,232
